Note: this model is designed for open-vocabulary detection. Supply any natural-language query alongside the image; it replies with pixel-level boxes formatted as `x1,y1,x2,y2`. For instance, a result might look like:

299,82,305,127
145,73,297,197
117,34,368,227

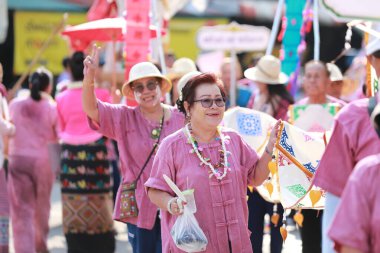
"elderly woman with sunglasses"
82,46,184,253
145,73,281,253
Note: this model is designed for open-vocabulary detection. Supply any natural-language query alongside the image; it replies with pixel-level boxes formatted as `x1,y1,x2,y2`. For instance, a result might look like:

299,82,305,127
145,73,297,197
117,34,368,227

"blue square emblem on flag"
237,112,262,136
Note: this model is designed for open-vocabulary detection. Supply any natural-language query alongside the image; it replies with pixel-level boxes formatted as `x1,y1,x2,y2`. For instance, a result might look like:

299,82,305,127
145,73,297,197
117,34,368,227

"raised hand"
267,119,282,153
83,44,100,86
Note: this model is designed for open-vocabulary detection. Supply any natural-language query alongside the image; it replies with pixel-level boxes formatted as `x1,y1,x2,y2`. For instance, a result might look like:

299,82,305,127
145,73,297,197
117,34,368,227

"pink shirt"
328,155,380,253
313,98,380,196
145,128,259,253
90,101,184,229
9,96,57,159
56,87,110,145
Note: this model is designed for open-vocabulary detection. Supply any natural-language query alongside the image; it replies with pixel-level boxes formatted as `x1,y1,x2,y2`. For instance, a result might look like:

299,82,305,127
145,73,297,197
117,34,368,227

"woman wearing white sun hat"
82,45,184,253
243,55,293,253
244,55,294,119
168,58,198,105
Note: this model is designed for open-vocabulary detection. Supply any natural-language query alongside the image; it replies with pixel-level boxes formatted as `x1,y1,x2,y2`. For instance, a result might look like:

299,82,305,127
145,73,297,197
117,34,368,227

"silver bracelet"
166,197,176,215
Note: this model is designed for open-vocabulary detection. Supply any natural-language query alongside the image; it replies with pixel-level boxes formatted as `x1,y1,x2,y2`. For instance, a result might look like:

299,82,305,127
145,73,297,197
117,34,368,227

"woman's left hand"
267,120,282,154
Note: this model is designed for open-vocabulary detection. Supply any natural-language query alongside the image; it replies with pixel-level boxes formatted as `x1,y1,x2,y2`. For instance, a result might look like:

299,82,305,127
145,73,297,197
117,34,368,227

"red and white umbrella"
61,17,164,47
61,17,165,88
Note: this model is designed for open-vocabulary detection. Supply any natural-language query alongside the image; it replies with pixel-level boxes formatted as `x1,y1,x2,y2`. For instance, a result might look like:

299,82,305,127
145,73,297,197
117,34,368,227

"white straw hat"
327,63,343,82
122,62,172,100
168,58,197,80
244,55,288,85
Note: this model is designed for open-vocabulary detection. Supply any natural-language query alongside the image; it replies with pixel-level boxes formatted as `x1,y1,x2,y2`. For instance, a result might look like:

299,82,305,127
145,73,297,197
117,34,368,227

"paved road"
9,182,302,253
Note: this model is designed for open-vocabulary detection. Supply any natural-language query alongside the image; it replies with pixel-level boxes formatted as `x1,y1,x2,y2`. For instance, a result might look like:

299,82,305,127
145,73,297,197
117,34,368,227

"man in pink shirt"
292,60,346,253
328,154,380,253
314,38,380,253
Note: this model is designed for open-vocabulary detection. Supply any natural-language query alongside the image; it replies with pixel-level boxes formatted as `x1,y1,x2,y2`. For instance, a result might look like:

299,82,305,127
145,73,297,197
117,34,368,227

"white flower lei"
185,124,229,180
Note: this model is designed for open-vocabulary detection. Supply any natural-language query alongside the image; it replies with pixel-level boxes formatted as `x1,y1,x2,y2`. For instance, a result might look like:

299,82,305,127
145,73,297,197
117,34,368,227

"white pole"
313,0,320,60
266,0,285,55
230,50,237,107
151,0,171,103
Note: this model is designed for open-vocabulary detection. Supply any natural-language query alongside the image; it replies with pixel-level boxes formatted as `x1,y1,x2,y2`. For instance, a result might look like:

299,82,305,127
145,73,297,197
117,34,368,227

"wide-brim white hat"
167,58,197,80
244,55,288,85
122,62,172,100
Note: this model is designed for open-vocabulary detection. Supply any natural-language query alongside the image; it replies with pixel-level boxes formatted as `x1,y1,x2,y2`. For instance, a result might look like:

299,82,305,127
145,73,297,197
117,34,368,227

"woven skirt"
60,138,115,253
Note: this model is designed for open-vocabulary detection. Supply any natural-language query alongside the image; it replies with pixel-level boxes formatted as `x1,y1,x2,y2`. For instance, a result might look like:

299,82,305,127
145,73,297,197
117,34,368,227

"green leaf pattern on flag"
286,184,307,198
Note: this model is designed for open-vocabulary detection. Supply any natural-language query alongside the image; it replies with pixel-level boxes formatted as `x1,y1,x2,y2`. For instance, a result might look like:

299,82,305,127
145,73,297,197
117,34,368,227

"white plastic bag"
171,205,208,252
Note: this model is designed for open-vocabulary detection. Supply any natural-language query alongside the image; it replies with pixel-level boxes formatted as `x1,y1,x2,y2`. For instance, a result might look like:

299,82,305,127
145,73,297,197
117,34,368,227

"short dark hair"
69,51,85,81
176,73,226,114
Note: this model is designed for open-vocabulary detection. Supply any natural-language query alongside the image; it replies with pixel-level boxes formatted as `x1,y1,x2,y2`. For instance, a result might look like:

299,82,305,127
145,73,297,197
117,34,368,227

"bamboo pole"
7,13,68,101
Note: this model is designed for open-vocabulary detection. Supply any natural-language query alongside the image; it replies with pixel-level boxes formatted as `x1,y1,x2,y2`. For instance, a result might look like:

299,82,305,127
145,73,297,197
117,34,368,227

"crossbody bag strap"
134,109,165,183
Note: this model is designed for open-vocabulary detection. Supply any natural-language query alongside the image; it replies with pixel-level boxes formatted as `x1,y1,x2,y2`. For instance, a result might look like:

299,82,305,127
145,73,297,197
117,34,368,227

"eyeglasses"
193,98,225,108
132,80,159,93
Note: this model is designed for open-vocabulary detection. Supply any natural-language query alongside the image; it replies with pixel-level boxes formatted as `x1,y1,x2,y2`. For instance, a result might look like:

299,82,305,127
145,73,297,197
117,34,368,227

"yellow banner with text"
14,11,86,75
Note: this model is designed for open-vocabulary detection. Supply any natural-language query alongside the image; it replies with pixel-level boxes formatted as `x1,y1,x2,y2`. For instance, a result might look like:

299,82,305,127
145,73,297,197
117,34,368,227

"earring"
186,113,191,120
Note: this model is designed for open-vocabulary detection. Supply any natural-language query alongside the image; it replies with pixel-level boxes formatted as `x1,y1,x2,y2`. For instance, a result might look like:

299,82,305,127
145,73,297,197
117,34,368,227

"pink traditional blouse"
56,86,110,145
9,96,57,160
329,154,380,253
313,98,380,197
89,101,184,229
145,128,259,253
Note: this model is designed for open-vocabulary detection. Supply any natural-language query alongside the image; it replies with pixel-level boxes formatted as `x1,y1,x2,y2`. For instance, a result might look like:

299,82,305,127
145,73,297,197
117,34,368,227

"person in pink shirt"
56,51,115,253
293,60,346,253
145,73,281,253
8,67,58,253
314,39,380,253
327,154,380,253
83,46,184,253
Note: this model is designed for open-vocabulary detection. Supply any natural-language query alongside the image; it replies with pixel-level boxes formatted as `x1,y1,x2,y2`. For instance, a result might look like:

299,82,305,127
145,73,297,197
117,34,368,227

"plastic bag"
171,205,208,252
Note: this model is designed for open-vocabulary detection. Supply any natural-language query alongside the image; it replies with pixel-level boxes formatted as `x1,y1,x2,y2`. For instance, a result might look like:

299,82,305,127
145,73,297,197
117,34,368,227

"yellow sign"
167,18,228,60
14,11,86,75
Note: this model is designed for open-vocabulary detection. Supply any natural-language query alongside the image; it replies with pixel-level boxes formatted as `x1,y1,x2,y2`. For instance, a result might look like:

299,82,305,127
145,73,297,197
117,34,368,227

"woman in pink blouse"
83,46,184,253
56,52,115,253
8,67,58,253
145,73,280,253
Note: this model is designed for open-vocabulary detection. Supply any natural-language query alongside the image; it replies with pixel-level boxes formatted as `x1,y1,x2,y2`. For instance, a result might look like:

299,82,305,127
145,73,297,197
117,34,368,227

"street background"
9,182,301,253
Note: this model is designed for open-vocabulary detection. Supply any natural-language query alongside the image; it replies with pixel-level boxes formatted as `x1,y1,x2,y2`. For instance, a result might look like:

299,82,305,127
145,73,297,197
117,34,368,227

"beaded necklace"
185,124,230,180
150,108,165,140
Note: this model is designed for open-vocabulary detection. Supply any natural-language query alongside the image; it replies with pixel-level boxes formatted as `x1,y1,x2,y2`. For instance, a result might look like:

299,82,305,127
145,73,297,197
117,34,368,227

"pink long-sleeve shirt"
313,98,380,197
56,87,110,145
89,101,184,229
145,128,259,253
9,96,57,159
328,154,380,253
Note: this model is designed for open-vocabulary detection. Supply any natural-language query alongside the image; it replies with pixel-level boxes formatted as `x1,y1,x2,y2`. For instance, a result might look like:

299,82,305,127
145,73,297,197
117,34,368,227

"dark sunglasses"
193,98,225,108
132,80,159,93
